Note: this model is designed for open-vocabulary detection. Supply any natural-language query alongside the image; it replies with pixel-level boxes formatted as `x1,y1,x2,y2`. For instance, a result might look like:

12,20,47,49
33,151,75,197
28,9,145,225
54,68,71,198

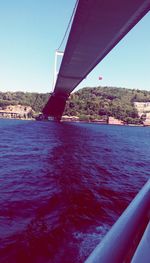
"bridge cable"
57,0,79,51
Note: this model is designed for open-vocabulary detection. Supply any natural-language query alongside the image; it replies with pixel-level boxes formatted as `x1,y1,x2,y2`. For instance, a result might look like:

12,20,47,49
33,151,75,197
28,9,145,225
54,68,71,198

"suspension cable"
57,0,79,51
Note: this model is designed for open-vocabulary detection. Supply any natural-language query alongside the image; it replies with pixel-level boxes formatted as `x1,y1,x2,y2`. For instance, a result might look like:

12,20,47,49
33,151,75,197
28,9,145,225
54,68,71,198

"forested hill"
0,86,150,123
64,87,150,123
0,91,49,113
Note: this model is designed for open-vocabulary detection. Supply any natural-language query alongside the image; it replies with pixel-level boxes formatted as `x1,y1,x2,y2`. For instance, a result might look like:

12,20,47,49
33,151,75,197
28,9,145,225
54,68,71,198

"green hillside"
0,86,150,123
64,86,150,124
0,91,49,113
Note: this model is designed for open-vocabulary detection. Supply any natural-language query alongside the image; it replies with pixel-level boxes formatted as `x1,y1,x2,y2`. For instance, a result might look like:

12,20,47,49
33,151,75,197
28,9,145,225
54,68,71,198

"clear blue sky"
0,1,149,93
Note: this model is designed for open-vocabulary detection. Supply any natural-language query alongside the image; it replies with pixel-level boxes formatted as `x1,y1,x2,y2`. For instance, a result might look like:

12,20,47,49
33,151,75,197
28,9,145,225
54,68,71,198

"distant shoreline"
0,116,149,127
60,119,145,127
0,117,34,121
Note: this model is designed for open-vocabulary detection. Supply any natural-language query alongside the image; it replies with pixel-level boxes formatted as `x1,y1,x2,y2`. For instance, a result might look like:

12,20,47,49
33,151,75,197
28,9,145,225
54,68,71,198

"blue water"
0,119,150,263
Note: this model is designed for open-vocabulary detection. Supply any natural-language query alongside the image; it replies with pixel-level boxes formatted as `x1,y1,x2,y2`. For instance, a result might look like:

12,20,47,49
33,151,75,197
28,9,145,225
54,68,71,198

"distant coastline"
0,113,148,127
35,114,147,127
0,87,150,126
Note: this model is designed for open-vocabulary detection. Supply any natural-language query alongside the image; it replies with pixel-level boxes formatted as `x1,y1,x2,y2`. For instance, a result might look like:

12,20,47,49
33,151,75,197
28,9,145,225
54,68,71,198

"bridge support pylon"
42,92,69,121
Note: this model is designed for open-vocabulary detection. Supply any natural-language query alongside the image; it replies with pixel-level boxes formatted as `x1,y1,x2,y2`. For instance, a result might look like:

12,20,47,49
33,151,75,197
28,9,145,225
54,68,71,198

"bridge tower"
43,50,66,121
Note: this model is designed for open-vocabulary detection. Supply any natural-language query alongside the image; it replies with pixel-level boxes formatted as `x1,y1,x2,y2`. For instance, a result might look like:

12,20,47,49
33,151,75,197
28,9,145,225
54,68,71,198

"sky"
0,0,149,94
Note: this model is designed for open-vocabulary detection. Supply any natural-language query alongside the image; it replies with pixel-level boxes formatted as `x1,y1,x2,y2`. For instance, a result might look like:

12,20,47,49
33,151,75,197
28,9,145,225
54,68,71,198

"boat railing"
85,179,150,263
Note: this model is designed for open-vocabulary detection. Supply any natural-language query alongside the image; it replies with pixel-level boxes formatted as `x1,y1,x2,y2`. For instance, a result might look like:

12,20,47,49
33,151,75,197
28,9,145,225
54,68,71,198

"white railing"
85,179,150,263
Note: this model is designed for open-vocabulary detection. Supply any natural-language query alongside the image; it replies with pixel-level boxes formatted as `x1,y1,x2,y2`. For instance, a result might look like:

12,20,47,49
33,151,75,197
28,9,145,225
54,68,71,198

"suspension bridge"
43,0,150,120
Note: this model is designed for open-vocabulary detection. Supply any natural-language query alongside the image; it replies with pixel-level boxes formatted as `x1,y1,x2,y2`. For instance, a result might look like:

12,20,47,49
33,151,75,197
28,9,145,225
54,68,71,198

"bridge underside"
43,93,68,120
43,0,150,119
